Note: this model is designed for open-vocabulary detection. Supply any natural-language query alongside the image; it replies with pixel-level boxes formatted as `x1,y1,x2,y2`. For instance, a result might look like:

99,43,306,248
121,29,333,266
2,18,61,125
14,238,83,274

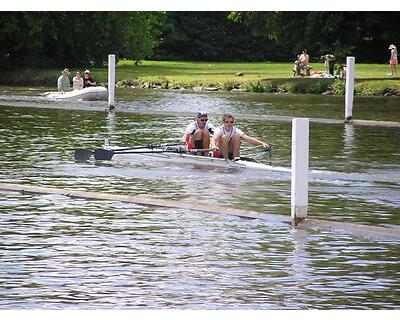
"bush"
260,80,278,93
291,79,333,94
329,79,346,95
242,80,265,92
222,80,241,91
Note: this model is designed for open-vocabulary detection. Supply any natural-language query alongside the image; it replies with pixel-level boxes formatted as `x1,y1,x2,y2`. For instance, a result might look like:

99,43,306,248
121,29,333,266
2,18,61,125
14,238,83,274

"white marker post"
344,56,355,123
108,54,116,111
291,118,309,226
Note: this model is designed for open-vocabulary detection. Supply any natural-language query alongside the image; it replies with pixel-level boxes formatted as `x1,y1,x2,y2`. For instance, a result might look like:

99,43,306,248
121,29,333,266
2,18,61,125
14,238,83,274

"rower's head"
196,111,208,128
222,113,235,130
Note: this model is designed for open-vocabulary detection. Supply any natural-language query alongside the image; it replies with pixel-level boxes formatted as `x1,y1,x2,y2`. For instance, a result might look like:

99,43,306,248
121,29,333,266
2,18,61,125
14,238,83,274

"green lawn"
114,60,395,82
2,60,399,96
5,60,398,84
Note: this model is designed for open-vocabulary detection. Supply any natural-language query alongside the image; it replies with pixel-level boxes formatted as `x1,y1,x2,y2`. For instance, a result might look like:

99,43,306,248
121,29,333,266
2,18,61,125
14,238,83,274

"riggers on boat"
74,144,290,172
44,86,108,101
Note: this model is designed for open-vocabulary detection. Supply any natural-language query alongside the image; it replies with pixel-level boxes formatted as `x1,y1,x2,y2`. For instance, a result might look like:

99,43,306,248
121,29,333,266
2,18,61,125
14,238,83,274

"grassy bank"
2,60,400,96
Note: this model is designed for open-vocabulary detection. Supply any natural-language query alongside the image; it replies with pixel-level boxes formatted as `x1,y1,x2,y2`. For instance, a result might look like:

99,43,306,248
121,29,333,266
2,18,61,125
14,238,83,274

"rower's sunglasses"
199,118,208,122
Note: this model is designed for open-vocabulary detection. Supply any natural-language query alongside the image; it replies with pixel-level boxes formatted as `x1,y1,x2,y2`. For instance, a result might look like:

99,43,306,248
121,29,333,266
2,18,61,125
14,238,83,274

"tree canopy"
0,12,161,68
1,11,399,69
228,12,400,63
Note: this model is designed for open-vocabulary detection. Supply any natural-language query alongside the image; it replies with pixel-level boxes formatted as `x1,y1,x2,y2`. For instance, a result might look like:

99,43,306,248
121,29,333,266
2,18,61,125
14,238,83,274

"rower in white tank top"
213,113,271,161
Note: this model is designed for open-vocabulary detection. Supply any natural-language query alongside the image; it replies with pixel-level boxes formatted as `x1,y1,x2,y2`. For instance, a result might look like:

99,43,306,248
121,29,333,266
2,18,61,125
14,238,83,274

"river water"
0,86,399,309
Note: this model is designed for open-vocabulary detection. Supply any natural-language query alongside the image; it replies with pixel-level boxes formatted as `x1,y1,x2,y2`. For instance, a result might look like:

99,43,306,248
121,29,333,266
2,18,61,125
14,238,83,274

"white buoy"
345,56,355,123
291,118,309,226
108,54,116,110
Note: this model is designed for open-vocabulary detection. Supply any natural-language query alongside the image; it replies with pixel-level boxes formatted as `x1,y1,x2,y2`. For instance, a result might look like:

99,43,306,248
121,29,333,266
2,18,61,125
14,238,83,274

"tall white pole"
108,54,116,110
345,56,355,123
291,118,309,226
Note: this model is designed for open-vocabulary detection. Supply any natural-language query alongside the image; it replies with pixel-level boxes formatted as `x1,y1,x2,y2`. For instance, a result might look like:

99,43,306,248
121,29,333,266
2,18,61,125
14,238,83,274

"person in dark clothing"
83,69,97,88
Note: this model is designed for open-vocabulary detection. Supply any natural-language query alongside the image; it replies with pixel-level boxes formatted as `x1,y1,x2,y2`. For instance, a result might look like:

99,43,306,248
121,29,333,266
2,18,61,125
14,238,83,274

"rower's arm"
212,134,220,149
209,138,216,149
181,132,189,145
242,134,270,149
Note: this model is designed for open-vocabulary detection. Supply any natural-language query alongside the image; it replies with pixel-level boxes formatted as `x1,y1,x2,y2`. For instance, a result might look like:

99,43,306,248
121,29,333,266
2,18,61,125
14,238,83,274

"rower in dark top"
83,69,97,88
181,111,215,156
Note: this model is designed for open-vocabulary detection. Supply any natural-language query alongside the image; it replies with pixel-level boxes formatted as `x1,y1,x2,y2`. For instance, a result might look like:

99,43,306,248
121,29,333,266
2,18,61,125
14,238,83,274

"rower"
213,113,271,161
181,111,215,156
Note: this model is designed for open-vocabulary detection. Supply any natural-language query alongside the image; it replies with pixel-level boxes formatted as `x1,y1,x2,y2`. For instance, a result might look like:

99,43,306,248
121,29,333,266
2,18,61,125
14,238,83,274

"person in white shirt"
181,111,215,155
213,113,270,161
72,70,84,90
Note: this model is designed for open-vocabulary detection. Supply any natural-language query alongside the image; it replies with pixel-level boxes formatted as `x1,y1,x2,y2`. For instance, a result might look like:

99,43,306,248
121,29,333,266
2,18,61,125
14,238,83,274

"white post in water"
291,118,309,226
344,56,355,123
108,54,116,110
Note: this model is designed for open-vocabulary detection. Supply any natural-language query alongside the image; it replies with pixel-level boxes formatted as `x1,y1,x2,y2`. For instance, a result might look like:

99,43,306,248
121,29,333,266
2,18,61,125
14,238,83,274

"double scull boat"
75,144,290,172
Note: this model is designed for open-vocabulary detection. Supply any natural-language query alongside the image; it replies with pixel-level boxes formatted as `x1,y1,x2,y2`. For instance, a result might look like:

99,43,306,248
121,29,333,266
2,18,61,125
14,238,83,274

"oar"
245,145,273,159
74,142,181,162
75,148,93,162
106,142,181,153
94,146,214,161
265,145,273,159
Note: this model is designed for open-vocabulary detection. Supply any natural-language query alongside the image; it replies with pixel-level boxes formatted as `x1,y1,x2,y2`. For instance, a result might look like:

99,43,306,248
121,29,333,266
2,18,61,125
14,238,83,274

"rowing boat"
80,144,291,172
44,86,108,101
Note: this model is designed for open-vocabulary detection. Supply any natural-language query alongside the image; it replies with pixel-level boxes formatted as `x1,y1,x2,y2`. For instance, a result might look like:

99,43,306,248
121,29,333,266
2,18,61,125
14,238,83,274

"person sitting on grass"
299,49,310,67
212,113,271,161
293,50,312,76
181,111,215,156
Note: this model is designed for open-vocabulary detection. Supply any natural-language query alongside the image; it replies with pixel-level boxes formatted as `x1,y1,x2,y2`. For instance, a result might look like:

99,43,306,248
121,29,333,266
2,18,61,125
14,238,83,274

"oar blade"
94,149,115,160
265,146,273,159
74,149,92,162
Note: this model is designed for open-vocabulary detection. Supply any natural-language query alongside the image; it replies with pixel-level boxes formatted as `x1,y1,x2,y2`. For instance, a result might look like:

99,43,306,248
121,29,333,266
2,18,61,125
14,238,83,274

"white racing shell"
104,146,290,172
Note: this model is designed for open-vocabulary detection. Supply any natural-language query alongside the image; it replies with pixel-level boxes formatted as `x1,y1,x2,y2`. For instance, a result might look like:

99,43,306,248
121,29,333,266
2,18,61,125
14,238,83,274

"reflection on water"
1,192,399,309
0,88,400,309
1,86,400,122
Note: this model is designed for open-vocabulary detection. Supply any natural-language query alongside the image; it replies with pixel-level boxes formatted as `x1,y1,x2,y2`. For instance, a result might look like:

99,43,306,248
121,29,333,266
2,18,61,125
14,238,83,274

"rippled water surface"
0,87,399,309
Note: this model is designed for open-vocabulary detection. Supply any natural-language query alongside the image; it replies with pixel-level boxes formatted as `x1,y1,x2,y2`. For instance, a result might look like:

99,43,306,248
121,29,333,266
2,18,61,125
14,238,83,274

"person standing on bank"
181,111,215,155
72,70,83,90
388,44,398,76
57,68,71,93
83,69,97,88
213,113,271,161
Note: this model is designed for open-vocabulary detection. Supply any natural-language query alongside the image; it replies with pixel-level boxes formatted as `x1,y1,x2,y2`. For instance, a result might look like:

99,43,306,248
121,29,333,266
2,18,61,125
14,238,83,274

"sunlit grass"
115,60,396,81
2,60,399,96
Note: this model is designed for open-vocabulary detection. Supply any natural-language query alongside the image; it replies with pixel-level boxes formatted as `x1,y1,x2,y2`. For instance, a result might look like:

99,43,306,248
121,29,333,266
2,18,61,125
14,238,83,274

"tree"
228,12,400,63
153,12,275,61
0,12,162,69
